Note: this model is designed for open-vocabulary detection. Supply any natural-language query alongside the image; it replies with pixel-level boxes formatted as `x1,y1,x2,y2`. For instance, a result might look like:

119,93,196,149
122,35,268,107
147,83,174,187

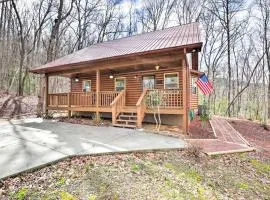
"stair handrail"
136,89,148,106
136,89,148,128
110,90,125,106
111,90,125,124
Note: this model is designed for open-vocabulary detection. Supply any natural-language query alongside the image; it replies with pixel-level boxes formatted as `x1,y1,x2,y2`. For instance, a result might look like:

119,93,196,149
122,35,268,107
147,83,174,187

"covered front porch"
44,51,189,130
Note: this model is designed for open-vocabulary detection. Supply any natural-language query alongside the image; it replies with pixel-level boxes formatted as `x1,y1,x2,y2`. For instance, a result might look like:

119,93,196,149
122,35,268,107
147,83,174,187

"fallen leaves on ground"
1,150,269,200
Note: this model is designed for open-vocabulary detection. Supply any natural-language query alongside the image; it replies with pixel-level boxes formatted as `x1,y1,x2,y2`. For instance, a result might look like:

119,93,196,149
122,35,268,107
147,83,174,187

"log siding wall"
71,66,198,108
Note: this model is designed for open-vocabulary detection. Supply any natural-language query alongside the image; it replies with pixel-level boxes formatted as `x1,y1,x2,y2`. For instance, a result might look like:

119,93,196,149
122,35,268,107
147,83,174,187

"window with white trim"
82,80,91,92
115,77,125,91
164,73,179,89
191,78,197,94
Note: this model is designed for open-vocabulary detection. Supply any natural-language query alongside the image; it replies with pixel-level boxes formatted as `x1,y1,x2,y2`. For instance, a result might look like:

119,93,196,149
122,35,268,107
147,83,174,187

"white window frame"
114,77,126,91
191,77,197,95
82,80,91,92
164,72,179,89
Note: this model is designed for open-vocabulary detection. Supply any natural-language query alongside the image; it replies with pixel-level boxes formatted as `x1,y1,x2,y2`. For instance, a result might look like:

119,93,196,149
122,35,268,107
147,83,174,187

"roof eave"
30,42,203,74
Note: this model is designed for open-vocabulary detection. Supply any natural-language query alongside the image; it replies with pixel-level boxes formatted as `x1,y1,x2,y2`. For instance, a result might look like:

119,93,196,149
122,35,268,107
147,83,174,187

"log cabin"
31,22,203,133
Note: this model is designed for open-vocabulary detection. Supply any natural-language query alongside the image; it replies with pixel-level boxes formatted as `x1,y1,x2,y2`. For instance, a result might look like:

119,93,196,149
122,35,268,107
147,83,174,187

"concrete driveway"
0,118,186,179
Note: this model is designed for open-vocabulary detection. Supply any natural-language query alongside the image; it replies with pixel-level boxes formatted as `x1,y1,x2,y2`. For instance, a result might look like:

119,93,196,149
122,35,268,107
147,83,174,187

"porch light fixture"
134,75,138,79
74,77,79,82
155,65,160,71
109,75,114,79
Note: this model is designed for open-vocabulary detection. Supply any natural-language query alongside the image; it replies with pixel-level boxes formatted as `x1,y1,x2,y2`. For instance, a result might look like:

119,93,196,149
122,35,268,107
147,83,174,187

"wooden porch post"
44,74,49,116
67,92,71,119
67,78,71,118
182,50,190,134
96,69,100,116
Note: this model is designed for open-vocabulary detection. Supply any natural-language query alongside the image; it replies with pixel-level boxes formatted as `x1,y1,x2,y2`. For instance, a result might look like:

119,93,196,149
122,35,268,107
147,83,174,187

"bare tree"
47,0,75,62
138,0,176,32
205,0,249,117
257,0,270,120
200,8,227,114
74,0,99,50
11,0,25,96
175,0,204,25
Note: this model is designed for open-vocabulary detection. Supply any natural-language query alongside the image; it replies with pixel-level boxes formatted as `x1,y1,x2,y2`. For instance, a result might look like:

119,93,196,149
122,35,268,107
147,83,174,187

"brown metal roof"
32,22,202,73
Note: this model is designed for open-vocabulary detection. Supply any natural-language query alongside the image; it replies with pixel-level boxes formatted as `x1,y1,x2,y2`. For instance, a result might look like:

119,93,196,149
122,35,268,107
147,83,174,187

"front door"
142,75,155,90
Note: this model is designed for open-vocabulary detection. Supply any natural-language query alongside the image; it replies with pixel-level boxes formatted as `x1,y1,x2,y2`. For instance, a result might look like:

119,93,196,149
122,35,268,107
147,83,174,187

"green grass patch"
238,153,248,159
129,160,146,173
56,177,66,186
198,187,207,200
164,162,202,182
15,187,28,200
85,163,95,172
60,191,77,200
88,194,97,200
131,164,141,172
237,182,249,190
250,159,270,175
185,169,202,182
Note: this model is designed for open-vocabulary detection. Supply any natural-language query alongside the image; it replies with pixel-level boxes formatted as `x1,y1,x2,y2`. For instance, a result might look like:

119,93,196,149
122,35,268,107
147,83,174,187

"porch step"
113,112,138,129
113,123,137,129
116,119,137,123
119,114,137,119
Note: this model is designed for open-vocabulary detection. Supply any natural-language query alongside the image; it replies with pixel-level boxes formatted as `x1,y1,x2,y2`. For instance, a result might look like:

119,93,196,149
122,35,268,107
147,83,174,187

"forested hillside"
0,0,269,120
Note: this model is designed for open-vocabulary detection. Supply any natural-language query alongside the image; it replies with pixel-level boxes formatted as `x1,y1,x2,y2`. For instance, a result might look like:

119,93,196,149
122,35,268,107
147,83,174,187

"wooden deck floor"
47,106,184,115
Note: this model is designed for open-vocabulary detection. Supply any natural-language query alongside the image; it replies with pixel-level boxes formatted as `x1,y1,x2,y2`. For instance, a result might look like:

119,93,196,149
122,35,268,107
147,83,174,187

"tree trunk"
226,0,232,117
11,0,25,96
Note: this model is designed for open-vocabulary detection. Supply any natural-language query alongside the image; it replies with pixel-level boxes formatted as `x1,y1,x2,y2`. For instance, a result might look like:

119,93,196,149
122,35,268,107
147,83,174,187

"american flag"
195,74,213,95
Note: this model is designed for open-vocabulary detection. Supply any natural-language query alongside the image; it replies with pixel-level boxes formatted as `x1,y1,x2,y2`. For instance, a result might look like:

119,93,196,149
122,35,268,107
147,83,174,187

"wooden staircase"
113,112,137,128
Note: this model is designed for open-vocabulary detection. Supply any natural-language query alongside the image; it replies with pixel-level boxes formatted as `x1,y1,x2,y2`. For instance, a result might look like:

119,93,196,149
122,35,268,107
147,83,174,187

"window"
191,78,197,94
115,77,125,91
164,73,179,89
143,75,155,89
82,80,91,92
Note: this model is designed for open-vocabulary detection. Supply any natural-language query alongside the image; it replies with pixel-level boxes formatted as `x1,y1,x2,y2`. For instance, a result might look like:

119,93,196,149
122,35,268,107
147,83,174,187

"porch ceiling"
69,60,182,78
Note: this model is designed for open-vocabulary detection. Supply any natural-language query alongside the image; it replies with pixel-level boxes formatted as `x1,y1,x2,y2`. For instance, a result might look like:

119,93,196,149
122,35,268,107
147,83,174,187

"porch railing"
48,91,120,107
99,91,120,107
48,93,69,107
70,92,96,106
145,89,183,109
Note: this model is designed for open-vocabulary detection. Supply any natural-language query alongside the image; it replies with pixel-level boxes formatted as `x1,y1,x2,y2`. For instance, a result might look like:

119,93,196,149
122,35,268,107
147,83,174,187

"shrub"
185,144,202,159
200,102,211,128
92,113,103,126
43,111,54,119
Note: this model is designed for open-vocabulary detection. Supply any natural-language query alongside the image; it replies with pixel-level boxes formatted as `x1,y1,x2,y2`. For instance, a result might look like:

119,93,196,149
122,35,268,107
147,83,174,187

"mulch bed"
59,116,215,140
142,123,184,138
188,116,215,139
58,117,112,127
228,119,270,159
